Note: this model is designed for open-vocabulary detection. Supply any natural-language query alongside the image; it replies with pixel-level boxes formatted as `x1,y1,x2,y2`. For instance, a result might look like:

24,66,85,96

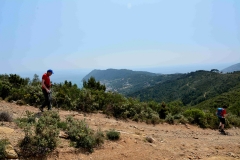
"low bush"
0,139,10,159
23,85,43,106
150,114,160,125
15,111,36,128
177,116,188,124
226,114,240,127
183,109,207,128
165,113,174,124
94,129,105,147
0,81,11,100
106,129,120,140
57,121,68,130
7,88,25,102
204,112,219,129
0,111,13,122
19,111,60,157
65,116,102,153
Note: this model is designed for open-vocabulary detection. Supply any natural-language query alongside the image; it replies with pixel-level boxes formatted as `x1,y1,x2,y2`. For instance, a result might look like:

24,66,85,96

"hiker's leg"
219,118,226,132
47,92,52,110
41,89,49,109
218,117,222,130
219,122,222,128
221,118,225,130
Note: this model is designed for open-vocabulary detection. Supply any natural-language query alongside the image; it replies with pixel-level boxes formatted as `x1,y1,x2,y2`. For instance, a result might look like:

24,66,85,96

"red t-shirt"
42,73,51,89
222,109,227,118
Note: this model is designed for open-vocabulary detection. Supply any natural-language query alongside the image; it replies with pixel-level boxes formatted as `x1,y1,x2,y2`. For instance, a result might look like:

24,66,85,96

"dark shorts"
218,117,225,124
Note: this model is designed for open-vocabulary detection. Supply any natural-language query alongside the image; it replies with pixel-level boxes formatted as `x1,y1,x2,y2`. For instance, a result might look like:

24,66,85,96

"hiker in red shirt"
216,105,228,133
39,69,53,112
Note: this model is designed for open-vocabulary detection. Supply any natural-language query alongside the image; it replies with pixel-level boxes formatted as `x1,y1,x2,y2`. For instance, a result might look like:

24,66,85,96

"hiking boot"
39,107,44,112
48,105,52,111
221,130,227,135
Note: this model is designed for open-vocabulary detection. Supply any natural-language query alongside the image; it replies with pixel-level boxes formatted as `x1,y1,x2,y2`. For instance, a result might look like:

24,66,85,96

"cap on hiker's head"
47,69,54,74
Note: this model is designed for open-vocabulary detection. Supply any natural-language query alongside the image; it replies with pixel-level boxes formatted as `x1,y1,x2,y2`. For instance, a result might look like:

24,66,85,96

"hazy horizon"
1,62,234,75
1,0,239,73
0,62,234,88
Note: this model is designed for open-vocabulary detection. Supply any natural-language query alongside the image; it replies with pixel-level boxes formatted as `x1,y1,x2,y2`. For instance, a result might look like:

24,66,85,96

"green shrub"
23,85,43,106
229,101,240,117
57,121,68,130
177,115,188,124
165,113,174,124
0,111,13,122
75,89,95,112
168,100,184,115
226,114,240,127
19,111,60,157
106,129,120,140
132,114,140,122
204,112,219,129
133,105,160,124
0,139,10,159
173,113,183,119
173,113,188,124
7,88,25,102
94,129,105,147
0,81,11,99
15,111,36,128
83,77,106,91
76,135,95,153
183,109,207,128
150,114,160,125
65,116,101,153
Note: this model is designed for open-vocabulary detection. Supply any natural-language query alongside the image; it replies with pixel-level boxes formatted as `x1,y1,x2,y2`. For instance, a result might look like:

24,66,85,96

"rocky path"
0,100,240,160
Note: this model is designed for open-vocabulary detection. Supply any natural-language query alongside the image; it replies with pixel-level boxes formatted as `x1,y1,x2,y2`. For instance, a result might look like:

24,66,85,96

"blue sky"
0,0,239,74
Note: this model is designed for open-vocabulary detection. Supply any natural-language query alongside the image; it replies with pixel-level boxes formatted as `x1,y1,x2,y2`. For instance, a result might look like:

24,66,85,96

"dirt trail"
0,100,240,160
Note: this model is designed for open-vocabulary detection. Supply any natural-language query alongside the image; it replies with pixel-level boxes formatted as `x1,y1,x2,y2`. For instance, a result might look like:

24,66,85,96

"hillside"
1,100,240,160
83,69,157,81
82,69,182,95
128,70,240,105
222,63,240,73
193,84,240,114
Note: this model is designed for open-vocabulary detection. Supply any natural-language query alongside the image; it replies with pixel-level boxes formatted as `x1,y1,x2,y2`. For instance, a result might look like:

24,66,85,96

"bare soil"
0,100,240,160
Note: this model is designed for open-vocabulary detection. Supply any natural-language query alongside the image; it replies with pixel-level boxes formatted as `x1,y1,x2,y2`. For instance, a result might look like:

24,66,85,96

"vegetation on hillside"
83,69,157,81
82,69,183,95
128,70,240,105
0,72,239,129
193,85,240,117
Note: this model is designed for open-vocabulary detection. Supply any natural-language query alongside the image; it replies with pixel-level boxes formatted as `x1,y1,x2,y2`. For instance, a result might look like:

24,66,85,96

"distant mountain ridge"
82,69,182,95
83,69,157,81
221,63,240,73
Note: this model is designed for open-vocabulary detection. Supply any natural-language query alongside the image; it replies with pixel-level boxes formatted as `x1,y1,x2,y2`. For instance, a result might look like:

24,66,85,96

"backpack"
216,108,223,117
